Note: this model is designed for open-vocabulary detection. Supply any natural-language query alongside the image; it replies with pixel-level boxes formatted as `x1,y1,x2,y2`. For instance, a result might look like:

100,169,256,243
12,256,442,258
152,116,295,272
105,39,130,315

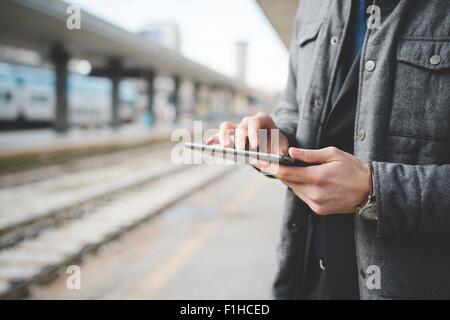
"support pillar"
144,70,156,127
111,75,120,129
109,60,122,129
50,45,70,133
171,76,181,123
193,81,202,118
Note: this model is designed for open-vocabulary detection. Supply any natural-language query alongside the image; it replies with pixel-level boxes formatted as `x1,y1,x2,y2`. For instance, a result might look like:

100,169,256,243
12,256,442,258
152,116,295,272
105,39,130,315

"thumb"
289,147,339,164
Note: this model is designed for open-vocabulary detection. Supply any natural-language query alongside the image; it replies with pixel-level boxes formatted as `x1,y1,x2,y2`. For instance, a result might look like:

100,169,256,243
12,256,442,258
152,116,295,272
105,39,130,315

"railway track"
0,144,236,299
0,143,176,248
0,141,176,189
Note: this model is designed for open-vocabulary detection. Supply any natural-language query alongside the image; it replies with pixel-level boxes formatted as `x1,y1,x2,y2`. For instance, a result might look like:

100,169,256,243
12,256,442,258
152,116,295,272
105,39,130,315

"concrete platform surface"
29,166,286,300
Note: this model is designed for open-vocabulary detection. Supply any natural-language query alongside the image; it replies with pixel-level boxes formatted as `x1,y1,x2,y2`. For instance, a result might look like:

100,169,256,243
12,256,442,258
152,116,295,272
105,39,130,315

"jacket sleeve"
252,40,300,179
272,26,300,148
372,162,450,239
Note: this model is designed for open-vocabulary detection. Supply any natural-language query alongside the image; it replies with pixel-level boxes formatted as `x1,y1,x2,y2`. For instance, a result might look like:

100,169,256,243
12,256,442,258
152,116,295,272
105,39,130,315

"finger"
248,113,277,151
254,112,275,129
219,122,237,147
272,164,321,184
289,146,341,164
251,159,283,178
251,159,281,176
206,134,218,145
235,117,250,150
247,117,261,150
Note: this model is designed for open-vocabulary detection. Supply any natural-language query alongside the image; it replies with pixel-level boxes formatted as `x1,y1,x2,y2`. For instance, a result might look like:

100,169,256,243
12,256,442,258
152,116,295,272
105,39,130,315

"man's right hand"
206,112,289,155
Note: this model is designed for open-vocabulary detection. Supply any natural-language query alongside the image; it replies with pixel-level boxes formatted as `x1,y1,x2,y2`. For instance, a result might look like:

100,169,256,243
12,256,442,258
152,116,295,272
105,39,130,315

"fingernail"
250,139,257,149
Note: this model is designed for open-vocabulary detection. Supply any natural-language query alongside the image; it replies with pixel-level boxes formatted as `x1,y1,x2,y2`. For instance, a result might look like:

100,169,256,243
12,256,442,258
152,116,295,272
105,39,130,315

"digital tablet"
185,142,313,167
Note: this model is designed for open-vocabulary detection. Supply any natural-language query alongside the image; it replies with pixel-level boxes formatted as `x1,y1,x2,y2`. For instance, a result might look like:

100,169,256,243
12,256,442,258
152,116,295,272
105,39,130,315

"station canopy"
0,0,268,100
256,0,298,48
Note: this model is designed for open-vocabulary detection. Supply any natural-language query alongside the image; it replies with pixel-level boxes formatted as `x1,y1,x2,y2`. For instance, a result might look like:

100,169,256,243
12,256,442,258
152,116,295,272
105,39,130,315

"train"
0,62,140,129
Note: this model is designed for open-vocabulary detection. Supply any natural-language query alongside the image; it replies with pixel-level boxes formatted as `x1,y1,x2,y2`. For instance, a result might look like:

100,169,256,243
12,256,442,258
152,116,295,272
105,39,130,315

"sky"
66,0,289,93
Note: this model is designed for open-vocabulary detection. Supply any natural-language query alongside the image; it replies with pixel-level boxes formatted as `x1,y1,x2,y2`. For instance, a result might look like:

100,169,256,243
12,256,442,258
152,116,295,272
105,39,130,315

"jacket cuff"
371,161,392,237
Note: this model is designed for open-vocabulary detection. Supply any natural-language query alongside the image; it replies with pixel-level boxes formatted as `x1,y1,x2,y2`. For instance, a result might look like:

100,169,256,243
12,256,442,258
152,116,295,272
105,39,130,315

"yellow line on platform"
127,171,263,300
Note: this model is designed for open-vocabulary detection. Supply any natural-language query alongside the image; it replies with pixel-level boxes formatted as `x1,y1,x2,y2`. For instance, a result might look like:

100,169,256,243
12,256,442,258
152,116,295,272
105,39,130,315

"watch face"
360,204,377,220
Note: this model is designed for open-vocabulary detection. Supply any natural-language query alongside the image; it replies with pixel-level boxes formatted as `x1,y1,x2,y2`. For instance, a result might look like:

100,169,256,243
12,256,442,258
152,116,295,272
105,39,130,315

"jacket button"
330,36,338,45
357,130,366,141
365,60,376,71
314,99,322,109
430,55,442,66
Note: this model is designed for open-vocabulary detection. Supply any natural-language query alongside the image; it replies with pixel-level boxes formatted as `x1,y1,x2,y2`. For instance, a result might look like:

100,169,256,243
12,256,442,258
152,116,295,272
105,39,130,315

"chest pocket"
296,22,322,47
295,21,323,103
389,39,450,142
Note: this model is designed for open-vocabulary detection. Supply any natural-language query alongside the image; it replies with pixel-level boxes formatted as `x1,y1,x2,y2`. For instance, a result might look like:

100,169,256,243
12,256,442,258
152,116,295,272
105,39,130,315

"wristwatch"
356,163,377,220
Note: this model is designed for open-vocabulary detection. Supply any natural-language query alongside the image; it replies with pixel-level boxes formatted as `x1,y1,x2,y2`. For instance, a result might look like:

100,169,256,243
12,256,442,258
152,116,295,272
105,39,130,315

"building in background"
235,41,248,84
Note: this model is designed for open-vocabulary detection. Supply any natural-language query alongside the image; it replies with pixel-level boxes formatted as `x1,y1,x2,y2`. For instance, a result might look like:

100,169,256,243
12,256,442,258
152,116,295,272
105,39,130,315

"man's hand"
206,112,289,155
251,147,371,215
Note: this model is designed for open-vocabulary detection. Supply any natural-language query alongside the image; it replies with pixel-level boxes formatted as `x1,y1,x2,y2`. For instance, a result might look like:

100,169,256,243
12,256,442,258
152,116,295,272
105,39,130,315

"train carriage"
0,62,140,129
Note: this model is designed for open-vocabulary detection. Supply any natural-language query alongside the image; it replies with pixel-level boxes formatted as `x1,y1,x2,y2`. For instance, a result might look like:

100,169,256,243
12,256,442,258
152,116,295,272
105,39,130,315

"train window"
0,91,13,103
16,78,25,86
31,95,48,104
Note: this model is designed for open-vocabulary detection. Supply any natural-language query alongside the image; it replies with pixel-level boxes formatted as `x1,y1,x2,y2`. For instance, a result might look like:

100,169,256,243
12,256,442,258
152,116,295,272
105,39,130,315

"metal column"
109,60,121,129
145,70,156,126
171,76,181,123
193,82,202,118
111,75,120,128
51,45,70,133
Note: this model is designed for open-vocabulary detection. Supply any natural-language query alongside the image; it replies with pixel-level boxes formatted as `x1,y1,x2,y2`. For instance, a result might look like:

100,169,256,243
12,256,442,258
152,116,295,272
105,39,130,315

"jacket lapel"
325,51,361,128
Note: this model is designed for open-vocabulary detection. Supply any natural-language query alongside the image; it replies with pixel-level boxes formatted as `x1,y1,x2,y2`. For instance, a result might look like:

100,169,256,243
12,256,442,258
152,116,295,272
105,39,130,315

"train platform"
0,134,286,299
5,165,285,300
0,123,175,161
0,119,224,175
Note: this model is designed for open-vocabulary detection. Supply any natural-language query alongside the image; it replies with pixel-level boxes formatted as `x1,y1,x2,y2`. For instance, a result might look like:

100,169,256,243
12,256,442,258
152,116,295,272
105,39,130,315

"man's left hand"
251,147,371,215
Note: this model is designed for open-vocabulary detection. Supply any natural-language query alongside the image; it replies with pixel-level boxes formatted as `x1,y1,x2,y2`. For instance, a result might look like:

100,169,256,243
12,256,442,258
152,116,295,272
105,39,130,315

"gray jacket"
273,0,450,299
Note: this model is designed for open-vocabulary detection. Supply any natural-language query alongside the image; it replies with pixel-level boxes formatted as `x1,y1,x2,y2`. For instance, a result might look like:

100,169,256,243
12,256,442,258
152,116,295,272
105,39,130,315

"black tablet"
185,142,313,167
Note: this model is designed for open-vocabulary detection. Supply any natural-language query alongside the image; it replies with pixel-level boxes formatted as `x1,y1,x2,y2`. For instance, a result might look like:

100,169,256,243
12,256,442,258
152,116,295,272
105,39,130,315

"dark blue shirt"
313,0,367,261
351,0,368,61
